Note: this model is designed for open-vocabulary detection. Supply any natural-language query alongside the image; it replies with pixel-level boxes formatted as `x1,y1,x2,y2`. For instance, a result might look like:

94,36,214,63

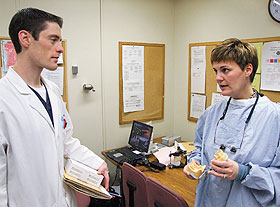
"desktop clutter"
128,136,189,173
135,135,193,173
105,120,197,173
161,136,187,169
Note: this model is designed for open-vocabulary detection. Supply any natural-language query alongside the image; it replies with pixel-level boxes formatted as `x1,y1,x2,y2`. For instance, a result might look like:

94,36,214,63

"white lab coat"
0,68,104,207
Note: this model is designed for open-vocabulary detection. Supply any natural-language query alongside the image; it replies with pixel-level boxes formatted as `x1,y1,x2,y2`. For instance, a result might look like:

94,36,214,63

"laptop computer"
105,120,153,165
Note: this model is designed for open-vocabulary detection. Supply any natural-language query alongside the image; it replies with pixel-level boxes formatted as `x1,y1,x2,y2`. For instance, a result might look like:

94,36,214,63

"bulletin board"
0,36,68,110
119,42,165,125
188,36,280,122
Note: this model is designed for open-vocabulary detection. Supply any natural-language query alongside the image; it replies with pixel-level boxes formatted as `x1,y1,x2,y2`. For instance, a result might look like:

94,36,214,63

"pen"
109,192,121,197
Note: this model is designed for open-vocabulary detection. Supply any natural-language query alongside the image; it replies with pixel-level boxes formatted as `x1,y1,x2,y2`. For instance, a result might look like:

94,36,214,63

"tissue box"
65,159,103,187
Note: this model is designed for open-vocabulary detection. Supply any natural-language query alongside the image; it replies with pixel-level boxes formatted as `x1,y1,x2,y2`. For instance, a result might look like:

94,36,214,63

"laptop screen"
128,121,153,153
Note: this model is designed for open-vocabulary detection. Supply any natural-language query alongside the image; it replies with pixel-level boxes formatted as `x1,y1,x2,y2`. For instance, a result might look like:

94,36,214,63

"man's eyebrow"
48,34,61,40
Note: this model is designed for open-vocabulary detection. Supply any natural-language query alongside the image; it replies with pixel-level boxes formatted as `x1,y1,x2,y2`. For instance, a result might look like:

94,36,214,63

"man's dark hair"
9,8,63,53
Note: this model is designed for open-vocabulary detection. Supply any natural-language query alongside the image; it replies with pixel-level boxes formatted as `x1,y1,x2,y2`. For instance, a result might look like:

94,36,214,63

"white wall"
101,0,175,150
0,1,16,35
173,0,280,141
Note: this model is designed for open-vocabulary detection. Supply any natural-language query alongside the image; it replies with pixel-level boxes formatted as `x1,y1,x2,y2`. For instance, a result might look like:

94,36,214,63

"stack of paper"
64,172,111,199
65,159,104,187
64,159,111,200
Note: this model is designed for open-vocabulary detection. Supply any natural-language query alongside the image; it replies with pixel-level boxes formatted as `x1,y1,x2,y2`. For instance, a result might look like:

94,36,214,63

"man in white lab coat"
0,8,109,206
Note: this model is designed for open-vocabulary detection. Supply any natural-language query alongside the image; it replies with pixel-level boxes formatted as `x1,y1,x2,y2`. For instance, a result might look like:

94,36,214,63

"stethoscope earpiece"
220,145,226,150
230,147,237,153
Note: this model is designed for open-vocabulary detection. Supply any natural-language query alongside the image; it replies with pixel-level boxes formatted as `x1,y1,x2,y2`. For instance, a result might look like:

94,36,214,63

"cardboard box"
162,136,181,146
65,159,103,187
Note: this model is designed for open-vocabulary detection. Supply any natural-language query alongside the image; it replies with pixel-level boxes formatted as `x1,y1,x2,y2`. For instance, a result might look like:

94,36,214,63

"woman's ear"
18,30,31,49
245,63,253,78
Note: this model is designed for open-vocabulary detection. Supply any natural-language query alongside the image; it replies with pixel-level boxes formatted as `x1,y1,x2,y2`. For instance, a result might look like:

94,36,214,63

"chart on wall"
0,39,16,77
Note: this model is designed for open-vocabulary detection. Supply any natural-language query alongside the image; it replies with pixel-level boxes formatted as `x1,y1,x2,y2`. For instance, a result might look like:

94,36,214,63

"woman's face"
213,61,252,99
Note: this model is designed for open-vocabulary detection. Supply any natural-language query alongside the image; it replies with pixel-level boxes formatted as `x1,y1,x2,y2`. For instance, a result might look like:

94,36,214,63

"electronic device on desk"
149,161,166,171
138,157,166,173
105,120,153,166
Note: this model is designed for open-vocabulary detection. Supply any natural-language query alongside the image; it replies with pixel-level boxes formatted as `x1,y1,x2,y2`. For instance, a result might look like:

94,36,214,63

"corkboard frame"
119,42,165,125
0,36,68,110
188,36,280,122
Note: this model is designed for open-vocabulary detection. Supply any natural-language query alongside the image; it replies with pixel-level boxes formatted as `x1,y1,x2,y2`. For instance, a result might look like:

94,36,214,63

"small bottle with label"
173,147,182,167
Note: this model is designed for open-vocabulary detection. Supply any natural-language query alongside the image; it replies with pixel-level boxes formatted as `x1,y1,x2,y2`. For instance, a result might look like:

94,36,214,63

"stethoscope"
215,89,263,153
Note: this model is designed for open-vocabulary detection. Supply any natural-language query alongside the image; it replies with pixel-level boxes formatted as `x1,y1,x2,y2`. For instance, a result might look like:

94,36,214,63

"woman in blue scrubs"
184,38,280,207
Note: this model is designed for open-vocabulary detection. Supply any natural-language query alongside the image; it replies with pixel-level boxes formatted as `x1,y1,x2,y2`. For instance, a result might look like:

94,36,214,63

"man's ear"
245,63,253,77
18,30,31,49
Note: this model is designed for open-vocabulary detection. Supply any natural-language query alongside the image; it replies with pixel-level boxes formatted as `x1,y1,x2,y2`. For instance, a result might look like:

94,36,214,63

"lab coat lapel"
46,84,59,138
6,68,55,133
40,77,59,138
28,95,55,133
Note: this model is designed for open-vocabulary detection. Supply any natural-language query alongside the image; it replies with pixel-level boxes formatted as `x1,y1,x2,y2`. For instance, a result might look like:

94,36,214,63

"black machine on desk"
105,120,167,173
168,146,187,169
105,121,153,166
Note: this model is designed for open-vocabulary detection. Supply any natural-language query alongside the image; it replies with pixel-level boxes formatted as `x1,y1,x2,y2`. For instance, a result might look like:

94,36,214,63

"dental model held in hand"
189,149,228,180
213,149,228,161
188,161,207,179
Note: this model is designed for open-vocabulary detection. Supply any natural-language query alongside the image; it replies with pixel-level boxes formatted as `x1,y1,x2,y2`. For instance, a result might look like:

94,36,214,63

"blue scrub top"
188,96,280,207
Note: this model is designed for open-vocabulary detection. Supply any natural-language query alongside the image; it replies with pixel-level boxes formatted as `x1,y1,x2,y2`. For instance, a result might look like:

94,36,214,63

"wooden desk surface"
102,140,198,207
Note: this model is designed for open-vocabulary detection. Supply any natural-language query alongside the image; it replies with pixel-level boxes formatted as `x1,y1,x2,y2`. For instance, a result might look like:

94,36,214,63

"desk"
102,140,198,207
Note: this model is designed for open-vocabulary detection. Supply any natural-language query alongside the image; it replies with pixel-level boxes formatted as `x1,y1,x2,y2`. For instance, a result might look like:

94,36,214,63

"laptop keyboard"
105,146,145,165
116,146,143,160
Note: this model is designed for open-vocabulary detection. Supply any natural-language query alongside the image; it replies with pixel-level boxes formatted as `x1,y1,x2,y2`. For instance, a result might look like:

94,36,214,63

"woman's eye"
222,68,229,73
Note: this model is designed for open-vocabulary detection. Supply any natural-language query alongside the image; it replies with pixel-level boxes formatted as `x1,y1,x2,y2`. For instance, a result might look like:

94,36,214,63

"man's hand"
97,161,110,191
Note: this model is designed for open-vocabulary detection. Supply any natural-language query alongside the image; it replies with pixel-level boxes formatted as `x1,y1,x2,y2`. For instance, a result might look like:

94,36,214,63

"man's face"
29,21,63,71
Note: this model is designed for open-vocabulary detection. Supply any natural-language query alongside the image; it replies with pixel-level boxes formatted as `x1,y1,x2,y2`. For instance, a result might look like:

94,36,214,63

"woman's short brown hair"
211,38,258,82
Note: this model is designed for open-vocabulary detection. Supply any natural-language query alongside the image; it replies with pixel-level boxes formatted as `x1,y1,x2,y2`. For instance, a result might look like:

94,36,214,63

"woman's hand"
97,161,110,191
183,160,200,180
208,158,239,180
